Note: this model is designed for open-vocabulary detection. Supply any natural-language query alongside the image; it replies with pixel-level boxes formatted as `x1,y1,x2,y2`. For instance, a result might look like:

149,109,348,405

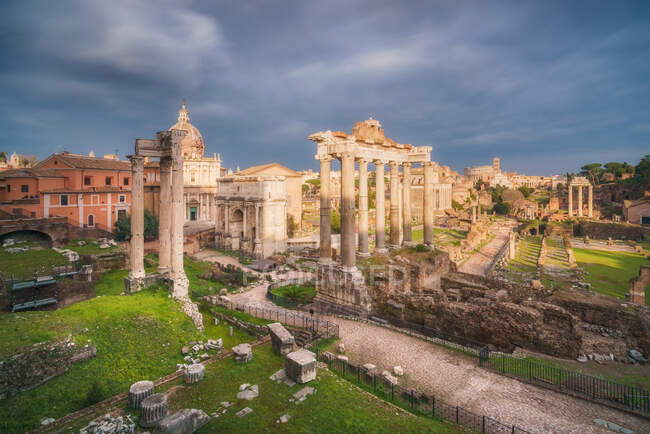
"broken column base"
313,263,372,317
124,273,164,294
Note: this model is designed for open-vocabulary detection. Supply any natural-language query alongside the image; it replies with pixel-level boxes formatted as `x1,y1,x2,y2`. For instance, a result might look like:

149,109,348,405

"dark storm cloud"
1,0,649,173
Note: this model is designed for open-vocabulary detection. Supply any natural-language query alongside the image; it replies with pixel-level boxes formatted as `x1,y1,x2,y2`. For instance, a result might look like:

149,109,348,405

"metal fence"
216,299,339,338
316,348,530,434
480,349,650,417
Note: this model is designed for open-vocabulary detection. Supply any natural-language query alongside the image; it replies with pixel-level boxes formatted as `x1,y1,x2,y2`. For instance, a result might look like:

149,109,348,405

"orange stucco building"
0,152,132,231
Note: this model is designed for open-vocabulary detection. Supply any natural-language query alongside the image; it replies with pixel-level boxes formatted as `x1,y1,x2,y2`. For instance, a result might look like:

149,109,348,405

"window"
6,184,10,192
642,216,650,225
105,176,112,186
21,184,28,193
123,177,129,186
119,195,125,203
87,214,94,227
84,176,92,186
117,209,127,220
60,194,68,206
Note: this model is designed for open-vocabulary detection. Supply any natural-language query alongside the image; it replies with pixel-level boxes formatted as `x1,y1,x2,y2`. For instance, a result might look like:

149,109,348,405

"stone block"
381,370,398,386
362,363,376,375
337,343,345,353
233,343,253,363
336,355,348,363
237,384,259,400
157,408,210,434
393,366,404,376
236,407,253,418
285,349,317,384
268,322,295,355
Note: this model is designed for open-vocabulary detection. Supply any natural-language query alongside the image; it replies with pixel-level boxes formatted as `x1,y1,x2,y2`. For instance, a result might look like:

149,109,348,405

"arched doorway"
87,214,95,227
230,209,244,250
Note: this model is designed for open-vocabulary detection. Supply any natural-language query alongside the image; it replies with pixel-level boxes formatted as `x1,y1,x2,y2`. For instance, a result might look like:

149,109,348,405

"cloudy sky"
1,0,649,174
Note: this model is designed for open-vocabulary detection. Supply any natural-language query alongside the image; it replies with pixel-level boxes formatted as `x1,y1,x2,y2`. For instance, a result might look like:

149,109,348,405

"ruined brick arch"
629,265,650,305
0,229,54,247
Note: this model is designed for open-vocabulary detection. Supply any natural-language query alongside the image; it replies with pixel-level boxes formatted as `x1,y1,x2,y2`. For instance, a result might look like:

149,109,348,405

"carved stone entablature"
134,129,187,158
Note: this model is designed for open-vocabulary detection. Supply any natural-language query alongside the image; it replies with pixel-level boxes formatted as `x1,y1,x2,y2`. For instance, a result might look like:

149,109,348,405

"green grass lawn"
0,271,254,430
574,248,650,304
269,284,316,308
70,343,457,433
0,242,68,280
62,238,122,256
411,228,466,246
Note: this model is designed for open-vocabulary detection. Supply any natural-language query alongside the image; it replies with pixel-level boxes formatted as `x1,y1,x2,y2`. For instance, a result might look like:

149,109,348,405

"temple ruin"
309,118,433,315
568,176,593,217
125,129,189,298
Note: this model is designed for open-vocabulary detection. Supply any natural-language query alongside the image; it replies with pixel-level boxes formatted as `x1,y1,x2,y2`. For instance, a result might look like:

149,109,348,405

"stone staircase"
294,329,314,348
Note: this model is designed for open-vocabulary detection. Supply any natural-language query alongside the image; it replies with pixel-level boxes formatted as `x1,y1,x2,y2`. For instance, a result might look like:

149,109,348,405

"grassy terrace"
0,254,253,430
574,247,650,305
501,236,540,283
62,238,122,255
411,227,466,246
67,343,458,433
0,241,68,280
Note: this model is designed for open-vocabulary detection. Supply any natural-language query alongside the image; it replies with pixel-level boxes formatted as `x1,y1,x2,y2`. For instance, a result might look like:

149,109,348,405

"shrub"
415,244,428,252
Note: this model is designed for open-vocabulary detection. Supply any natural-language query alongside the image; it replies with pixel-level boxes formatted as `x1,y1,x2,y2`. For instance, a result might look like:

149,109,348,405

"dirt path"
458,219,518,276
329,317,647,434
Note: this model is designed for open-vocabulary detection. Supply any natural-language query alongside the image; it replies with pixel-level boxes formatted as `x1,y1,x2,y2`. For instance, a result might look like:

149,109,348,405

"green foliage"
301,183,310,193
492,202,510,215
414,243,428,252
0,151,6,162
0,242,68,280
306,178,320,187
269,284,316,307
490,185,509,203
113,210,158,242
83,379,106,407
635,155,650,183
518,186,534,198
474,179,484,189
580,163,603,184
331,209,341,234
451,200,463,211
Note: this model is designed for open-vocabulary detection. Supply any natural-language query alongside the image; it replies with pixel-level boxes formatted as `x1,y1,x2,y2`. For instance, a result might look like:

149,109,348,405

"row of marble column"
320,154,436,270
568,184,593,217
129,154,186,287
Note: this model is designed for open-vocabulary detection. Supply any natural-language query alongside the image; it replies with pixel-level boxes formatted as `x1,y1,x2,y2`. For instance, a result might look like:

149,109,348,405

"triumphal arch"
309,118,434,316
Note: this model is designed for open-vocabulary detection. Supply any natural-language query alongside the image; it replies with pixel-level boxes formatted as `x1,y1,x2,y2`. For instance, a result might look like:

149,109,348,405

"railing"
316,348,531,434
215,298,339,338
480,350,650,417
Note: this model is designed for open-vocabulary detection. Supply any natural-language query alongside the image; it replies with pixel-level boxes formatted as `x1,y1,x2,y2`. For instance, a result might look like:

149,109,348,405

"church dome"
169,101,205,160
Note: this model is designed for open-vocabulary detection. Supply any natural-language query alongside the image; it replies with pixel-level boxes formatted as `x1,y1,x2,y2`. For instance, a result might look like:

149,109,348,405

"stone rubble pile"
52,247,79,262
236,383,259,400
80,414,135,434
233,343,253,363
157,408,210,434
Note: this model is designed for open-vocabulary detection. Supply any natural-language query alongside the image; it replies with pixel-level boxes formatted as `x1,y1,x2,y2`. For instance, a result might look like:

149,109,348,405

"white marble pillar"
588,185,593,218
374,160,387,253
568,185,573,216
319,156,332,263
389,161,400,248
255,203,260,242
578,185,583,217
243,202,247,239
358,158,369,256
157,157,172,274
402,163,412,245
129,155,145,279
340,152,356,269
423,162,434,247
171,144,188,297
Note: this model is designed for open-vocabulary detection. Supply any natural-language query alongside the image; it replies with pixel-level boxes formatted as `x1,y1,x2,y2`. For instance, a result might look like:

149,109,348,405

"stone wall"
81,251,127,273
313,263,372,317
573,221,650,241
0,337,96,399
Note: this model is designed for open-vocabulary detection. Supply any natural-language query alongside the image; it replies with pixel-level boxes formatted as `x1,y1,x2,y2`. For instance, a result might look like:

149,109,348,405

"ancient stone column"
423,162,434,247
578,185,583,217
128,380,154,409
340,152,356,269
375,160,387,253
140,393,169,428
389,161,400,248
588,185,593,218
157,157,172,274
319,156,332,263
171,144,189,297
254,203,260,242
129,155,145,279
568,184,573,216
358,158,369,256
472,204,477,223
242,202,248,240
225,200,230,234
184,363,205,384
402,163,412,245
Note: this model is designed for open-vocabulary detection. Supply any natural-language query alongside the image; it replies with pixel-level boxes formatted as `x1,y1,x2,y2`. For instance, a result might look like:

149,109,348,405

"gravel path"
330,317,648,434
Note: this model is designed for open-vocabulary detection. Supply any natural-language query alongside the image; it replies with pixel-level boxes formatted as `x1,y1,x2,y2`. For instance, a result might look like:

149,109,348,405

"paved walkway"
458,219,518,276
570,238,637,253
325,318,647,434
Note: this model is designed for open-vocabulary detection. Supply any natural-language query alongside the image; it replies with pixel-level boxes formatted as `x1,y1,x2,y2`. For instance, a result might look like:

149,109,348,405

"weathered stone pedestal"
140,393,169,427
313,263,372,317
268,323,295,355
157,409,210,434
124,274,164,294
285,349,317,384
128,380,154,409
184,364,205,384
233,343,253,363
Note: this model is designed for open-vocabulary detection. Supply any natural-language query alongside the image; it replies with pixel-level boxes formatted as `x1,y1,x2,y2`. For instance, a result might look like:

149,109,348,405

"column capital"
340,151,355,160
389,160,399,169
402,162,412,169
373,159,387,166
317,154,333,162
160,157,172,170
422,161,433,167
357,157,369,165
